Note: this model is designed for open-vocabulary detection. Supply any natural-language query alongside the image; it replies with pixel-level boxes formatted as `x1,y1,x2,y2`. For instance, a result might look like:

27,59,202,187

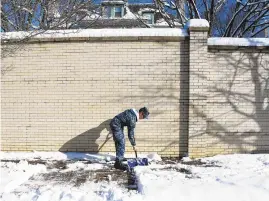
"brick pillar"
187,19,210,158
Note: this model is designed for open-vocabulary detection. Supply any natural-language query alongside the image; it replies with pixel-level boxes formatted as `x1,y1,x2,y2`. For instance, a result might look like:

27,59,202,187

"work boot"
114,158,128,171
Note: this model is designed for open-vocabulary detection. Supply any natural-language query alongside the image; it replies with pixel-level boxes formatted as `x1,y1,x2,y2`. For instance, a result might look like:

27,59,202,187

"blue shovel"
127,150,149,168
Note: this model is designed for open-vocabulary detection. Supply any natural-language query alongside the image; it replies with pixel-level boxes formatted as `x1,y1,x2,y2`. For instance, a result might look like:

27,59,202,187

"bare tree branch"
231,4,259,37
1,0,101,60
1,0,99,32
188,0,201,19
251,24,269,37
154,0,176,28
153,0,269,37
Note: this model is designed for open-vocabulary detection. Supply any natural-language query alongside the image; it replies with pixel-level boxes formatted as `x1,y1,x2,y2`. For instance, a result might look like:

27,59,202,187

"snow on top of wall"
208,37,269,47
1,28,188,41
185,19,209,28
3,27,268,47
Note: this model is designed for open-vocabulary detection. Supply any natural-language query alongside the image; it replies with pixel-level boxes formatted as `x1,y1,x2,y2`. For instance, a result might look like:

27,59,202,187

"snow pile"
1,152,269,201
135,154,269,201
155,19,169,26
138,8,156,15
83,13,102,20
1,160,46,194
185,19,209,28
208,37,269,47
146,153,162,162
123,6,136,19
0,151,115,162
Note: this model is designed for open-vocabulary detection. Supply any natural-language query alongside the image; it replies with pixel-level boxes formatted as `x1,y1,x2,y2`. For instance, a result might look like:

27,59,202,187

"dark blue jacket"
110,109,137,146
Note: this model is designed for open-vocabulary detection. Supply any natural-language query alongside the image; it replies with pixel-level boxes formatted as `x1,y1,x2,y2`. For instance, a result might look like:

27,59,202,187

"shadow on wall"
2,43,33,76
191,51,269,153
59,119,113,153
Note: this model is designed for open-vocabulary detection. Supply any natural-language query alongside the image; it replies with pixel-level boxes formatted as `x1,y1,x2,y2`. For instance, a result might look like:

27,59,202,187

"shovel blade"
127,158,149,168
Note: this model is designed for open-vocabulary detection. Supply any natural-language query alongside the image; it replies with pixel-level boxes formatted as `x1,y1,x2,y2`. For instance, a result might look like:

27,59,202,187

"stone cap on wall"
208,37,269,50
1,28,188,43
185,19,210,31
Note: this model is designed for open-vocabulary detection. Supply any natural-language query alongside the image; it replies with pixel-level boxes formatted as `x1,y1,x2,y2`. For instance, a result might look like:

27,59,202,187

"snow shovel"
127,150,149,169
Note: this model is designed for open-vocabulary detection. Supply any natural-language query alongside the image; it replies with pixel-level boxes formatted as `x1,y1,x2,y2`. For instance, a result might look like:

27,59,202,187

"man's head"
139,107,150,119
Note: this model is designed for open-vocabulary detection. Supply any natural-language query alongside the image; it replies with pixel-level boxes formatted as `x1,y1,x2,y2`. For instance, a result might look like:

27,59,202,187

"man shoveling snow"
109,107,150,171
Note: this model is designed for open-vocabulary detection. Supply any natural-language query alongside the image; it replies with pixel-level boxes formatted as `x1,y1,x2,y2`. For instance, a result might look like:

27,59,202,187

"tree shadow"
59,119,114,159
1,64,15,76
193,49,269,154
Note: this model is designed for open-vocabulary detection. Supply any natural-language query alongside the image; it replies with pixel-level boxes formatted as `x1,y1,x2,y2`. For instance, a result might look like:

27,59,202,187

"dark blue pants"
110,121,125,160
113,133,125,161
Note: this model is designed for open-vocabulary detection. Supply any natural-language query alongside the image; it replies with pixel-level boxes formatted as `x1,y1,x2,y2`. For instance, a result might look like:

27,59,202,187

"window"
114,6,122,18
105,7,112,18
104,6,123,18
143,12,154,24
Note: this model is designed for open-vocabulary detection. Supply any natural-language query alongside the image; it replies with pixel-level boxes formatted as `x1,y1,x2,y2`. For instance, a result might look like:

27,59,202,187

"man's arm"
127,125,136,146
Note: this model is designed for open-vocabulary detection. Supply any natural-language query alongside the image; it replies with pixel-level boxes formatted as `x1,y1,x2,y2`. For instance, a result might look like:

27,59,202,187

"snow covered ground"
1,151,269,201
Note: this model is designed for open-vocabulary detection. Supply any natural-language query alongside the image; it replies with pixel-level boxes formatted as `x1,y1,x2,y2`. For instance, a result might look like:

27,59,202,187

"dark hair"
139,107,150,119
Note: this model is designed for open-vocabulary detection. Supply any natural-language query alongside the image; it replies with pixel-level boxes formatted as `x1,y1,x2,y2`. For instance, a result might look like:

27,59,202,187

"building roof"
72,0,174,29
71,19,148,29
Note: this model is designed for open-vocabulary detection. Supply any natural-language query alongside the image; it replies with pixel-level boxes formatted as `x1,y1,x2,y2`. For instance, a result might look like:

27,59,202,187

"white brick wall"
2,26,268,158
1,39,189,157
